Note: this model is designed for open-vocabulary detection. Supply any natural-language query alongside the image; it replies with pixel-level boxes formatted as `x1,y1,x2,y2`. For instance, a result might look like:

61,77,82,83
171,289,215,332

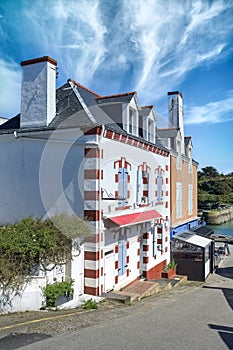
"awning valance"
104,209,162,228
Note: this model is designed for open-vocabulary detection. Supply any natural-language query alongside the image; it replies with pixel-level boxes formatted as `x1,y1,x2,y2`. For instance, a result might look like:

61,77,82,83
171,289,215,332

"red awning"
104,210,162,228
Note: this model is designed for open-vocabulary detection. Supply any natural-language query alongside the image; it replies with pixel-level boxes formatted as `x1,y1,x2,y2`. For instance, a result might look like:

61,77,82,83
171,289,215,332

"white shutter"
157,173,163,202
176,183,179,218
176,183,182,218
188,185,193,214
180,184,182,217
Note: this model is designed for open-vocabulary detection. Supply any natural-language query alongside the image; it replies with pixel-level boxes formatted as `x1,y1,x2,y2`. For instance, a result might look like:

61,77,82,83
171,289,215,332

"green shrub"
164,259,176,271
81,299,98,310
44,279,74,307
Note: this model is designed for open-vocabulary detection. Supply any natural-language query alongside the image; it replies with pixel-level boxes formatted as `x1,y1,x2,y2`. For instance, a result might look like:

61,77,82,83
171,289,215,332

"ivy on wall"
0,215,93,298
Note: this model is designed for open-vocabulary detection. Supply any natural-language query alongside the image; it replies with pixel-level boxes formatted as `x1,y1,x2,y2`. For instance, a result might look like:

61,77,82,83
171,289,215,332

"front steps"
102,275,187,304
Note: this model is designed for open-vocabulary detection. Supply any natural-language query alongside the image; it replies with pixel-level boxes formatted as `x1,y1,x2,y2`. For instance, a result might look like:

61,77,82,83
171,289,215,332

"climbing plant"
0,215,93,296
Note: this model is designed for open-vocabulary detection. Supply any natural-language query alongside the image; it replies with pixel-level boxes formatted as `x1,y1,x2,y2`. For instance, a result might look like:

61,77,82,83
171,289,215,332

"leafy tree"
198,166,233,208
201,166,219,177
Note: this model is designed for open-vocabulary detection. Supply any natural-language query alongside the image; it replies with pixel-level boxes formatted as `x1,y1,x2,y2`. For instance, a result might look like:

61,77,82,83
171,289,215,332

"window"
128,108,138,135
188,184,193,215
148,118,155,142
118,168,129,207
176,182,182,218
129,109,133,134
137,165,150,205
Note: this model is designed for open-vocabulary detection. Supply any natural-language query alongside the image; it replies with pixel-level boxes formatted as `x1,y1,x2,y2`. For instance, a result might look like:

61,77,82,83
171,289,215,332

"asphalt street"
1,248,233,350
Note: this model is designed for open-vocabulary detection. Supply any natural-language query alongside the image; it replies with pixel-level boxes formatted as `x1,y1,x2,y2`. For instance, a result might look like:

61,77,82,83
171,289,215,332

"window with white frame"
128,108,138,135
188,184,193,215
148,118,155,143
136,167,150,205
176,182,182,218
129,109,133,134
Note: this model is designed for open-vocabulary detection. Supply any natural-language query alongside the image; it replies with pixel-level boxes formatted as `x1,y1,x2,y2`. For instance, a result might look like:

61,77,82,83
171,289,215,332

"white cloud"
23,0,107,85
185,93,233,125
1,0,233,118
0,59,21,117
119,0,233,103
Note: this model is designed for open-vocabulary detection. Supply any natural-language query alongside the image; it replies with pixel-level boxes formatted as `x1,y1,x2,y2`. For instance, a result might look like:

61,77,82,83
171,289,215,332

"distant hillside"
198,166,233,209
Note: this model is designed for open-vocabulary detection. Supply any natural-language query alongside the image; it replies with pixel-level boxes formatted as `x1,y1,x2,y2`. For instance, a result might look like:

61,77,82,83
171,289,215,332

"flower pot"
161,268,176,279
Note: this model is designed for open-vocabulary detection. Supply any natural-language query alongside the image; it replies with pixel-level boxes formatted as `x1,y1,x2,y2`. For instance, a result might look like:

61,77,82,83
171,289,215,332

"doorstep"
102,275,187,304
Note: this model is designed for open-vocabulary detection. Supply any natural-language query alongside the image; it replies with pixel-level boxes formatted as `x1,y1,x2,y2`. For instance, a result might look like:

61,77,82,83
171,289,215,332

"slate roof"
193,226,214,237
184,136,192,147
0,79,169,152
96,92,136,105
156,128,180,138
0,115,20,130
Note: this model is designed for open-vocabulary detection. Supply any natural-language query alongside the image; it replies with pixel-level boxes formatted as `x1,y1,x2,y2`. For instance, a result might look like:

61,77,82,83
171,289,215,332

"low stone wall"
203,208,233,225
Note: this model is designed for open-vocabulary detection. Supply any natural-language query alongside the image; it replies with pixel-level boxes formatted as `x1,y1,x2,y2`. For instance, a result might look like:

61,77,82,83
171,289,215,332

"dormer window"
128,107,138,136
129,108,134,134
148,118,155,143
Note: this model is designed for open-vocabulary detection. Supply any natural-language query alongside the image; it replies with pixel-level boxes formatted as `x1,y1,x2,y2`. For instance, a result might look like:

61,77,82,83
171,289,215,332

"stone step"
102,275,188,304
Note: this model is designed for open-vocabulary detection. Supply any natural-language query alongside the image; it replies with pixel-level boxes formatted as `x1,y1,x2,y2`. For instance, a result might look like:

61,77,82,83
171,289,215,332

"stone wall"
203,208,233,225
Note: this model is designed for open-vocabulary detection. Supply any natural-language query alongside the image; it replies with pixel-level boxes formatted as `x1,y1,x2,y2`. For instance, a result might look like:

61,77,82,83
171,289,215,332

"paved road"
1,250,233,350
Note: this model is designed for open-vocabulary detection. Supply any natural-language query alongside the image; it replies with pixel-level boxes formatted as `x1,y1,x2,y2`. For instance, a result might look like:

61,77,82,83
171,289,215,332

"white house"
0,56,171,311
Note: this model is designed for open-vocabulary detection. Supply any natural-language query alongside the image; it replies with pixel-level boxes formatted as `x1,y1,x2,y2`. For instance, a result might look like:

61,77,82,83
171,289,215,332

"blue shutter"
148,172,153,204
122,238,127,275
118,237,127,276
136,169,143,205
118,238,123,276
152,226,157,257
157,173,163,202
118,168,128,207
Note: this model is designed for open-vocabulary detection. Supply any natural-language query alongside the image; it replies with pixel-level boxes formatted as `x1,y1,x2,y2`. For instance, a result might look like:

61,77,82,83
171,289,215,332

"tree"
201,166,219,177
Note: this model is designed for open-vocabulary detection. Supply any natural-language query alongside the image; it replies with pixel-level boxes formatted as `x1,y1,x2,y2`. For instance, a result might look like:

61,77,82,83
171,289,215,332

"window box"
161,260,177,279
161,268,176,279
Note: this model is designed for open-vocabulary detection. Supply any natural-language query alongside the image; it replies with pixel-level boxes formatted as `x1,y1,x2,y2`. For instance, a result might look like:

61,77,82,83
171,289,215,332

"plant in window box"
161,259,177,279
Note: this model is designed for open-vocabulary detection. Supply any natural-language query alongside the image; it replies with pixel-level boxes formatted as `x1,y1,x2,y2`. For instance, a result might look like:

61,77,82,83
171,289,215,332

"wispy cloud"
0,0,232,118
121,0,233,102
0,59,21,117
185,92,233,125
23,0,107,85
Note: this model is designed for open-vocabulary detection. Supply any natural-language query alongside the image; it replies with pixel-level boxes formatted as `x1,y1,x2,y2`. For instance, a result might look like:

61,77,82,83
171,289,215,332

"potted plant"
161,259,177,279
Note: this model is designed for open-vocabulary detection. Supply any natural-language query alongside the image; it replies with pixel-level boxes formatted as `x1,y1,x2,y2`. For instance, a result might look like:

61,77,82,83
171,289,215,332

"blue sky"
0,0,233,174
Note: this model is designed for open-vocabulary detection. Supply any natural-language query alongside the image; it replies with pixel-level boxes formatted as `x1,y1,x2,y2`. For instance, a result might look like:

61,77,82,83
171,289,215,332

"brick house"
157,91,199,240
